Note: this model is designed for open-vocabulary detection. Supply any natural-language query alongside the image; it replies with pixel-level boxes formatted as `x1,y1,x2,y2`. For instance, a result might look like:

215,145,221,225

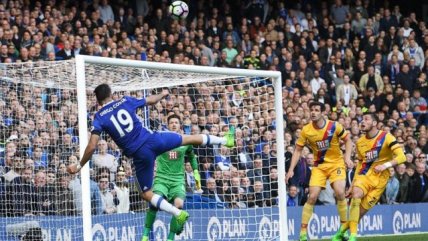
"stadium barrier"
1,203,427,241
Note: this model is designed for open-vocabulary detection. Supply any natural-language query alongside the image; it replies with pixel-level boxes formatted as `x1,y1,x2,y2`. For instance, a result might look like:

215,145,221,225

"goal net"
0,57,287,241
0,61,83,241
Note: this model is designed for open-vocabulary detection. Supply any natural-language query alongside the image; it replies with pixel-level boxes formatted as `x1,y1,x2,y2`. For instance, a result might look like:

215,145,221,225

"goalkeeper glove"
193,169,201,190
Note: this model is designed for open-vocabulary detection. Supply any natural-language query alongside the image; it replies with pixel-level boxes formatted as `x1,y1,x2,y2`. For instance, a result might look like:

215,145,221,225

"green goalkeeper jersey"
155,145,198,183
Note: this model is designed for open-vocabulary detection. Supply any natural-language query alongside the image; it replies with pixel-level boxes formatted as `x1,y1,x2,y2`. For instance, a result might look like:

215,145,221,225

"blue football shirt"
91,96,151,156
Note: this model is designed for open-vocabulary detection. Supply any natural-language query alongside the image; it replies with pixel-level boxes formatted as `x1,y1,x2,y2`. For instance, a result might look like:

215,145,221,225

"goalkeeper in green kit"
142,114,202,241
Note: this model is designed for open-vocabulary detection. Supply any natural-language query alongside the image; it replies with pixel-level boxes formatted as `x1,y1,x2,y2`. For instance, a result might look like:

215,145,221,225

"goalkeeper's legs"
135,155,187,219
140,192,189,240
167,197,185,241
142,197,185,241
141,191,187,218
142,205,158,241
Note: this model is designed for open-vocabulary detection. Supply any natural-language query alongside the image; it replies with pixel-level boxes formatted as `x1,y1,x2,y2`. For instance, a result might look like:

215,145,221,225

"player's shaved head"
94,84,112,105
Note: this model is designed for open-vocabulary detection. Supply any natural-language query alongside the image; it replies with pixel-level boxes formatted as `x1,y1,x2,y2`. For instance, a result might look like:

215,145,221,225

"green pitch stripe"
319,232,428,241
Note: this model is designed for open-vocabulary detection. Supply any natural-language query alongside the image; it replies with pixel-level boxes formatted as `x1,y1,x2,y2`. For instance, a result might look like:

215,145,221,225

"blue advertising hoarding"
0,203,427,241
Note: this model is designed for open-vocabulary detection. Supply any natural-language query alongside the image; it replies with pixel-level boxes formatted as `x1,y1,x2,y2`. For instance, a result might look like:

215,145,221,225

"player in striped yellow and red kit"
333,112,406,241
286,101,353,241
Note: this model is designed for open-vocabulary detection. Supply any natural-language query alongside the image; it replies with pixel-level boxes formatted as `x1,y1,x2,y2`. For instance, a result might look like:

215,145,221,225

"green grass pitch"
319,233,427,241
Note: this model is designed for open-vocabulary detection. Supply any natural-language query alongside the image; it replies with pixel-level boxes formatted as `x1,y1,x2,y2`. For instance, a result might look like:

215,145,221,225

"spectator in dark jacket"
10,167,38,216
55,173,75,216
395,163,410,203
286,184,300,206
56,41,75,60
289,154,312,204
396,64,416,94
34,170,56,215
379,9,399,32
386,54,401,87
254,180,271,207
364,87,382,111
199,158,215,188
318,38,338,64
203,178,224,203
408,162,428,203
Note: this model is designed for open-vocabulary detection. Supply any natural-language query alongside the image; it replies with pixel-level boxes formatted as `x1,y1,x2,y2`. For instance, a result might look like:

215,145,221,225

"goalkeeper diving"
142,114,202,241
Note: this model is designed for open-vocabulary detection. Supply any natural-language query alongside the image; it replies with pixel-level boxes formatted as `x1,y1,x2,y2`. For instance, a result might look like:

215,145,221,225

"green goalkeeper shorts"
152,179,186,202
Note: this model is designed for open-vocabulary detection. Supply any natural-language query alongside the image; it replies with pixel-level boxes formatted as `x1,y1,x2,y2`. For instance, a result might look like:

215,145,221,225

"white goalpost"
75,55,288,241
0,56,287,241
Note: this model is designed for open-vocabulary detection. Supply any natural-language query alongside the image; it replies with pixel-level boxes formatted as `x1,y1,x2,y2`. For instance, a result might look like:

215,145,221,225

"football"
169,1,189,19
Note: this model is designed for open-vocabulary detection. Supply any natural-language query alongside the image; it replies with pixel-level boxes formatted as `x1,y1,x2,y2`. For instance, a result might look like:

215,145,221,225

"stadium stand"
0,0,427,222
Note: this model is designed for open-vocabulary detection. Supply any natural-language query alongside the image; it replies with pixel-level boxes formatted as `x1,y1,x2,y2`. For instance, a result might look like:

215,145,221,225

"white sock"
150,194,181,216
202,134,226,146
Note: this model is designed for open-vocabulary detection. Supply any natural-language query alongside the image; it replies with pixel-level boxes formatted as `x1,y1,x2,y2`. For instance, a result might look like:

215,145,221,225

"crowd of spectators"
0,0,427,218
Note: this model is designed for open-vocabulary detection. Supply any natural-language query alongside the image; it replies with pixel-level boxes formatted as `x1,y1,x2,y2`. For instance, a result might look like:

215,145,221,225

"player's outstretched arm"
67,134,100,174
145,89,169,105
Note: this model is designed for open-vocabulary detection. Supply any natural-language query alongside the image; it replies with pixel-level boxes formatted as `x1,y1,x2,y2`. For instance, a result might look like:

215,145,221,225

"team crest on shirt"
365,150,379,163
168,151,178,160
376,141,383,148
327,130,334,137
316,140,330,151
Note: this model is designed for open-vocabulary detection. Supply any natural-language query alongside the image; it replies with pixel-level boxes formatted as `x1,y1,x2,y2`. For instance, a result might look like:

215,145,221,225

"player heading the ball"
67,84,235,232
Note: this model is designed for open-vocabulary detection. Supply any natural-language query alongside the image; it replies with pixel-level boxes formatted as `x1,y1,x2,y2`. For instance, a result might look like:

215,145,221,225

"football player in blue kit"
67,84,235,228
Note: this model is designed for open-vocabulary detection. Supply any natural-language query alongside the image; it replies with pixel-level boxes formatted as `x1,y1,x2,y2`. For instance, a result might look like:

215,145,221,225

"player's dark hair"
167,114,181,124
363,112,379,122
94,84,112,105
309,101,326,112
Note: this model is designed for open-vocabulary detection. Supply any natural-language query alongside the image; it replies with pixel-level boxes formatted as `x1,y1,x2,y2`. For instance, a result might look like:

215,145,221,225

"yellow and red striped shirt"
296,120,348,166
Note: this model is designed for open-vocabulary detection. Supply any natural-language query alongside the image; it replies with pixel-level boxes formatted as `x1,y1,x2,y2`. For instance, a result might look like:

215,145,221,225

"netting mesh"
0,61,82,241
0,60,282,241
0,61,76,89
83,63,240,91
0,60,239,91
82,61,281,240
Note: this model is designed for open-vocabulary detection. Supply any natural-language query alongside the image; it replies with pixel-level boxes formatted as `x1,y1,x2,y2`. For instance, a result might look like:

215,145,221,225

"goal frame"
75,55,288,241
